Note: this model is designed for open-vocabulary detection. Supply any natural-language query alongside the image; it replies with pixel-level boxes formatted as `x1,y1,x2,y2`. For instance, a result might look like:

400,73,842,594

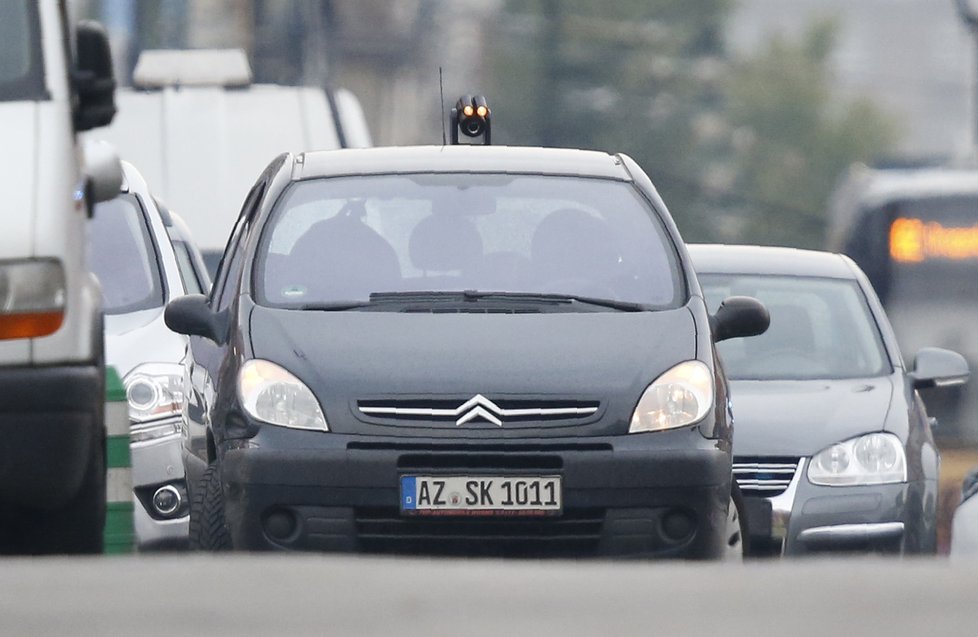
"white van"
0,0,120,553
92,49,371,272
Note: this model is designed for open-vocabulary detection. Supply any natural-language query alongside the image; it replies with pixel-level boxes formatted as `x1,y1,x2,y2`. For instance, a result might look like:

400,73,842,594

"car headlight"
238,359,328,431
808,432,907,486
0,259,65,340
124,363,184,443
629,360,713,433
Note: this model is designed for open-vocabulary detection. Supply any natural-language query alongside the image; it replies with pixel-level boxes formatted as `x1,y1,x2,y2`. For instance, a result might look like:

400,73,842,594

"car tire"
724,480,749,561
189,463,232,551
28,435,106,555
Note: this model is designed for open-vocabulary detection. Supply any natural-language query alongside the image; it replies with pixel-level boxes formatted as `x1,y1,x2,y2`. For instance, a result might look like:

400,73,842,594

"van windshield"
0,0,45,102
89,195,166,314
256,174,684,310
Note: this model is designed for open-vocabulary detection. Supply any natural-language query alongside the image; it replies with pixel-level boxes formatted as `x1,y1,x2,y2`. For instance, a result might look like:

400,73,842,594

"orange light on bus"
890,218,925,263
890,217,978,263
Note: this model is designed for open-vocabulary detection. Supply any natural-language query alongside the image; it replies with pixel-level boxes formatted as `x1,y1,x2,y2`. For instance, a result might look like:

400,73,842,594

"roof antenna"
439,66,447,146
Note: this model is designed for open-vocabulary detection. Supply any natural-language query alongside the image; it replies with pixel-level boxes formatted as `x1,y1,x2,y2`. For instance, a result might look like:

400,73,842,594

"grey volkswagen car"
166,146,768,558
90,162,210,549
690,244,968,555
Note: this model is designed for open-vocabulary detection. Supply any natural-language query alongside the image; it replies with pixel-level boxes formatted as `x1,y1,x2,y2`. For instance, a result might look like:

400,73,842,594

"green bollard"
104,367,134,554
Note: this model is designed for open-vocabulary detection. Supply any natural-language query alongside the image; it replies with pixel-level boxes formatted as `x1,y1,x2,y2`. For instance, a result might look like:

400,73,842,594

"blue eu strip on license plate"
401,476,417,510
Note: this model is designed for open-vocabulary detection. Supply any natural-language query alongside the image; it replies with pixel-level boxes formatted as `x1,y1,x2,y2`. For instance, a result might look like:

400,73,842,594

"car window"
89,195,166,314
699,274,890,380
0,0,45,101
211,182,265,310
171,240,205,296
256,174,682,309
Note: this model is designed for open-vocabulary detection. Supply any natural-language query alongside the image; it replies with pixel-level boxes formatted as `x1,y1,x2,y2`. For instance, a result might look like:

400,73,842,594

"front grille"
733,457,800,497
355,507,605,557
356,395,601,428
397,453,562,471
346,442,613,453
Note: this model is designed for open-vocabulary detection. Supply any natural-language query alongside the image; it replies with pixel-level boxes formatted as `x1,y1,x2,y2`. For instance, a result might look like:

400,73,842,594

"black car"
166,146,767,558
690,244,969,556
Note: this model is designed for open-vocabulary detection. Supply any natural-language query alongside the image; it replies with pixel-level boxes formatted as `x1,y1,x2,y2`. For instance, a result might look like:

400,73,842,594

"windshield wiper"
294,291,650,312
368,291,466,303
293,301,375,311
367,290,648,312
460,290,649,312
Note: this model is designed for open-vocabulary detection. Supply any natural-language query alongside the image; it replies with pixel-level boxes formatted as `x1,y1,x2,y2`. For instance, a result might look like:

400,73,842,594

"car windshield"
89,195,166,314
699,274,890,380
255,174,682,310
0,0,44,102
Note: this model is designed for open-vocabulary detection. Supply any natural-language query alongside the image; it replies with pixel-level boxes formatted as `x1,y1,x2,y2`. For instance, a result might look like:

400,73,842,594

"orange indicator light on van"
890,217,978,263
0,311,65,340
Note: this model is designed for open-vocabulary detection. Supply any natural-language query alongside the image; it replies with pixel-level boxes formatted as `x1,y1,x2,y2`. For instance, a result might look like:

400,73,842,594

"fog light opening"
152,485,183,517
660,508,695,544
263,508,299,543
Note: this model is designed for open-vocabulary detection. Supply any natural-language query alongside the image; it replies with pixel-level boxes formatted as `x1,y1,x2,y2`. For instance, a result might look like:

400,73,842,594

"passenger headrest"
286,213,400,298
409,214,483,272
531,208,618,279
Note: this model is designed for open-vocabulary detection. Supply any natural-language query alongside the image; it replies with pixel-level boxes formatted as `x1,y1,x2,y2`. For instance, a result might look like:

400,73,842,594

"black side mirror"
711,296,769,343
73,21,116,131
165,295,225,343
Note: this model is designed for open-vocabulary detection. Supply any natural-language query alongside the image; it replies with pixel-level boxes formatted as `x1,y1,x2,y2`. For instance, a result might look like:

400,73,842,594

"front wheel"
188,463,232,551
723,480,749,561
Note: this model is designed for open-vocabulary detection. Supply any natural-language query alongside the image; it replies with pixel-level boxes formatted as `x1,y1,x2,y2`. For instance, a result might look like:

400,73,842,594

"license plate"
400,475,562,516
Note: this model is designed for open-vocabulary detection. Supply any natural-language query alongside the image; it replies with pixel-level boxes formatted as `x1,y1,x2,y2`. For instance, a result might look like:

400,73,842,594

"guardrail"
104,367,134,554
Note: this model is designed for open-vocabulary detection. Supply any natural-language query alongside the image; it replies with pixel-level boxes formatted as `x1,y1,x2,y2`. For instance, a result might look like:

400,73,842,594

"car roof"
293,145,631,181
688,244,856,279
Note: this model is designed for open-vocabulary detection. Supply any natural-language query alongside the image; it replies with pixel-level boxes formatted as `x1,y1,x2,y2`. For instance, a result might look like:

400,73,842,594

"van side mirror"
165,295,225,343
82,140,122,206
73,21,116,131
711,296,769,343
909,347,970,389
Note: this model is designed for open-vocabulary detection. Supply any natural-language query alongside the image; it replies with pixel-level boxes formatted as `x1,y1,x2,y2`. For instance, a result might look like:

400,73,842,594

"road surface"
1,555,976,636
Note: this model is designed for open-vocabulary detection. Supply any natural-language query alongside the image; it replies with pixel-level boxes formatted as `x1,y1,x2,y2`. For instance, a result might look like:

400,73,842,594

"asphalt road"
1,555,976,636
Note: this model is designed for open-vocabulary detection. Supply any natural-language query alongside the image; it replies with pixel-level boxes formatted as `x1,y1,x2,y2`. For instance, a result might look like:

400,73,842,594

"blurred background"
75,0,975,248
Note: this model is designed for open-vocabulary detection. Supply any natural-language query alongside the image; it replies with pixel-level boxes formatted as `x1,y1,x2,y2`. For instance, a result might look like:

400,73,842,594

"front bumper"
217,426,732,558
741,458,932,556
0,364,102,508
131,426,189,550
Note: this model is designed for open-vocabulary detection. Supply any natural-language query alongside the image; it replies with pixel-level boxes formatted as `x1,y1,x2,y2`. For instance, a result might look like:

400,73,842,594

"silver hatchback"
89,161,210,549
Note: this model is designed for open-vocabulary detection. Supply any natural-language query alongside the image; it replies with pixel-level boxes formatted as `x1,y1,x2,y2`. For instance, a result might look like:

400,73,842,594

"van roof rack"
132,49,252,89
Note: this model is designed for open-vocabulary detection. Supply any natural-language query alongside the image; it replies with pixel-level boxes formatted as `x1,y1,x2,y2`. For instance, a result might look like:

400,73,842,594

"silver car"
89,162,210,549
691,244,968,556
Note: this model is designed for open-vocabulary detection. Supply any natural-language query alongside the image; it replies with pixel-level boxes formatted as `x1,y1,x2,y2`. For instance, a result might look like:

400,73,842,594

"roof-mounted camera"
450,95,491,145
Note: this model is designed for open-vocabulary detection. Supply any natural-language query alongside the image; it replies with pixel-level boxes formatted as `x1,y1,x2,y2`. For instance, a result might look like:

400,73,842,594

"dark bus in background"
828,166,978,445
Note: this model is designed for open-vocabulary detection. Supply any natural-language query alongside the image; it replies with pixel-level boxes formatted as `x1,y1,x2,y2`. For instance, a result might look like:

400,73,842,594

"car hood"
105,308,188,378
248,305,699,435
729,378,896,457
